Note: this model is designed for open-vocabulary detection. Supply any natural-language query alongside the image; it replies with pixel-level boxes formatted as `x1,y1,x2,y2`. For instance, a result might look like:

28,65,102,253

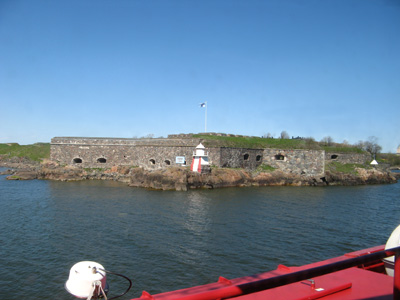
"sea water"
0,167,399,299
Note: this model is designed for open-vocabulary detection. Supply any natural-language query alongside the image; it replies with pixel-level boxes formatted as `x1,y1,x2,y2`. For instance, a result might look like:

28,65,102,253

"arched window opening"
275,154,285,161
73,158,82,164
97,158,107,163
149,159,156,165
256,155,262,162
244,153,249,160
165,160,171,165
331,155,338,159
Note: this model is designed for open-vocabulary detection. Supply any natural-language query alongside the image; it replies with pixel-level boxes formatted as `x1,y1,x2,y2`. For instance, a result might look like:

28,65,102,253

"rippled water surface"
0,168,399,299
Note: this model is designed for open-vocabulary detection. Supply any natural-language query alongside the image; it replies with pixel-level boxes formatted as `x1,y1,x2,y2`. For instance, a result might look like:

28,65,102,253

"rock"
129,167,190,190
7,170,38,180
106,166,131,175
130,167,324,190
37,165,86,181
129,166,398,190
324,168,397,186
0,169,14,175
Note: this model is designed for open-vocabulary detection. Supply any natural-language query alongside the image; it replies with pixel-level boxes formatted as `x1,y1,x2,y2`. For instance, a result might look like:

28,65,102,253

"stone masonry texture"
50,137,369,176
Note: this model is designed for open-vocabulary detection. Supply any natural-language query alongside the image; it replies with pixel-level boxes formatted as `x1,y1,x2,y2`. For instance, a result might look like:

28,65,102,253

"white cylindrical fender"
65,261,107,298
384,225,400,276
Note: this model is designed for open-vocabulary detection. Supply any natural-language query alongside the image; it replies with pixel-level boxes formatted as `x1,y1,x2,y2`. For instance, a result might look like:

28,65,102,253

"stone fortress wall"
50,137,199,170
325,152,368,164
263,149,325,176
50,136,370,177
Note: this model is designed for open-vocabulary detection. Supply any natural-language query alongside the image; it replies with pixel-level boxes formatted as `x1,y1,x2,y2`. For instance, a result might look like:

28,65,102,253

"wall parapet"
51,137,200,147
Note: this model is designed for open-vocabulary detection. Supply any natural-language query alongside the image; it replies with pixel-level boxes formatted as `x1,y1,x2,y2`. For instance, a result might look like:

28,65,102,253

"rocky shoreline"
1,158,398,191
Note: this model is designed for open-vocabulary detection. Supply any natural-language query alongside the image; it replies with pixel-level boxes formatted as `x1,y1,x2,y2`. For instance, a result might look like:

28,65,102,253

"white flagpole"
205,101,207,133
200,102,207,133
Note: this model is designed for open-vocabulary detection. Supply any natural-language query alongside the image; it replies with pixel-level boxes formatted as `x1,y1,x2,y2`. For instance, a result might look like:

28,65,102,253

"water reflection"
185,192,211,236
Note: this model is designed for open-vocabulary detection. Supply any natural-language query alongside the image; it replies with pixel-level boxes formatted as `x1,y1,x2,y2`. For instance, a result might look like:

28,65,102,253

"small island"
1,133,399,190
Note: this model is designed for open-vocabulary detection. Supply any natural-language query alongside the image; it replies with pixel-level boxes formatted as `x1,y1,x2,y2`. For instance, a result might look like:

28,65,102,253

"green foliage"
256,164,276,172
0,143,50,161
325,161,369,174
84,168,107,172
377,153,400,166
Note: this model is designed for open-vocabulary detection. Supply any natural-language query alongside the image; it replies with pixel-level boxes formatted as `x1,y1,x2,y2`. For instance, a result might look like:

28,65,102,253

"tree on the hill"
280,131,289,139
321,136,334,146
364,136,382,156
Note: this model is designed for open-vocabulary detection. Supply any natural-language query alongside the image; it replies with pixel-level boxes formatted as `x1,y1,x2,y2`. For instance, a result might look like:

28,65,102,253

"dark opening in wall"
275,154,285,161
165,160,171,165
149,159,155,165
97,158,107,163
256,155,262,161
73,158,82,164
331,155,338,159
244,153,249,160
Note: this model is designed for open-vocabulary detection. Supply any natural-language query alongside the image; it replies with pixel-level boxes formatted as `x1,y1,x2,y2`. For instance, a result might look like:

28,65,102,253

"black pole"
238,247,399,296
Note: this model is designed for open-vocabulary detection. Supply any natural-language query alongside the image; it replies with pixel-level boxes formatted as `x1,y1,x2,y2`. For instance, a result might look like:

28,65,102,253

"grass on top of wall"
194,134,364,153
194,135,316,149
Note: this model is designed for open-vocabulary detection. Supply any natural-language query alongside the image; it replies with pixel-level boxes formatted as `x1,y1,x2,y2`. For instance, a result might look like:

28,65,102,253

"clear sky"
0,0,399,152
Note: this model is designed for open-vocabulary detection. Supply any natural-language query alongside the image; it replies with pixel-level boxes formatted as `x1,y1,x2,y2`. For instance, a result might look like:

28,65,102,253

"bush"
377,153,400,166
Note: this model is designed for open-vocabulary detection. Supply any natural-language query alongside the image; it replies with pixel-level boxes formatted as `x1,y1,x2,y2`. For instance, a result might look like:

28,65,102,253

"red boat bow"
132,245,400,300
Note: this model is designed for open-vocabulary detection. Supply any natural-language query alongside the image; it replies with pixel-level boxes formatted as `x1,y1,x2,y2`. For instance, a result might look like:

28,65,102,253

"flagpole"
205,101,207,133
200,102,207,133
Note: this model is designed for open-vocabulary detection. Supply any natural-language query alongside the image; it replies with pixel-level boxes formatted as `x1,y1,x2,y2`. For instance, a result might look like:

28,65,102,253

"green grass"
84,168,107,172
256,164,276,172
325,161,370,174
321,146,364,153
377,153,400,166
194,135,317,149
194,134,363,153
0,143,50,161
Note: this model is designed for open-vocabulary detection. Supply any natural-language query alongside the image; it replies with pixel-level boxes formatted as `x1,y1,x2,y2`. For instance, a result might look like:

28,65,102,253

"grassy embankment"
377,153,400,167
0,143,50,162
193,134,364,153
325,162,368,174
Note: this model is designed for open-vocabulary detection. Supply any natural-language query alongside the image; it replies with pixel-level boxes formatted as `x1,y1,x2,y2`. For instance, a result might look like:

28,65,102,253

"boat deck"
237,266,392,300
132,245,394,300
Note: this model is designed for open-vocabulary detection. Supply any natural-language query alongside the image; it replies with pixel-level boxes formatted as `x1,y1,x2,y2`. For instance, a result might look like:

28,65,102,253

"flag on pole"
200,102,206,107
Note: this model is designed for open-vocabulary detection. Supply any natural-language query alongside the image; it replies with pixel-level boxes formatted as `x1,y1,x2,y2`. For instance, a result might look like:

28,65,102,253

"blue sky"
0,0,399,152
